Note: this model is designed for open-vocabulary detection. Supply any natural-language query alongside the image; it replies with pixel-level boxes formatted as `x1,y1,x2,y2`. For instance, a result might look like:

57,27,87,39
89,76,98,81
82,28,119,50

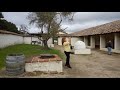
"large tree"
0,19,19,33
27,12,74,49
0,12,19,33
19,24,29,35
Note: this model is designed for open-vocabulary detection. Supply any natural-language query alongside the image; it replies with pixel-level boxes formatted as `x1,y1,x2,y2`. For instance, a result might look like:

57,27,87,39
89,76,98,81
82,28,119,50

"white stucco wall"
100,35,106,49
47,38,53,44
58,36,86,46
23,36,41,44
23,37,32,44
115,33,120,50
25,61,63,72
0,34,53,48
47,38,54,47
58,37,62,45
90,36,95,48
84,36,88,46
0,34,23,48
71,37,81,46
32,37,39,42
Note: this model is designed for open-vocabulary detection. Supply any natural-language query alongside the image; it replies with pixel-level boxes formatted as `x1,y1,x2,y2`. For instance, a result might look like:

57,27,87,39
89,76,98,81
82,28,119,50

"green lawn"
0,44,65,69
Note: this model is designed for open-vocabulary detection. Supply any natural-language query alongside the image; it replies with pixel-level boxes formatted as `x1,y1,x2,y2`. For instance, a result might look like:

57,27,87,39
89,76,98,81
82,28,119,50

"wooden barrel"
6,54,25,75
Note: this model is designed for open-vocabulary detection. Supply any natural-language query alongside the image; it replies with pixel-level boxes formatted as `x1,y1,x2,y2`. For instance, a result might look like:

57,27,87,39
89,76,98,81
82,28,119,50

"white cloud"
2,12,120,34
61,20,113,33
2,12,29,26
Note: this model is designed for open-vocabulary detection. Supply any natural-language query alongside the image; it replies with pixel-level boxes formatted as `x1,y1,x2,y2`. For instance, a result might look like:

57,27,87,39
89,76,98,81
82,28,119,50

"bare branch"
27,12,75,49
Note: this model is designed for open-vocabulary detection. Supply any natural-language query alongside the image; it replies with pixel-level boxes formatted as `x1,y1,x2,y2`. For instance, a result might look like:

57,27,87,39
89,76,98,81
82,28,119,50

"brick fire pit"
25,54,63,73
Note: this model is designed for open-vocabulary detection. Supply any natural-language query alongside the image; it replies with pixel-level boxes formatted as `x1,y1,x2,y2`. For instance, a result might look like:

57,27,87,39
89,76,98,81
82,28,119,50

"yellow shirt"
63,41,71,52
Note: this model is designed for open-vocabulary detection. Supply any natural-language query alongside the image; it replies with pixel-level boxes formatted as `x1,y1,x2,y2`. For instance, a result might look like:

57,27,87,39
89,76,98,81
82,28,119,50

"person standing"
62,37,72,68
106,40,112,55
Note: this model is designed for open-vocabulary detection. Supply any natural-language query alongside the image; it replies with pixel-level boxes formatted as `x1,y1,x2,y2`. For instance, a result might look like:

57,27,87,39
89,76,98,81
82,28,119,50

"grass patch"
0,44,64,69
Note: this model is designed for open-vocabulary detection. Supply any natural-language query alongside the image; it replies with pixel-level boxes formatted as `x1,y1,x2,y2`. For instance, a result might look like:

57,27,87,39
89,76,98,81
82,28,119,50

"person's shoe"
67,65,72,68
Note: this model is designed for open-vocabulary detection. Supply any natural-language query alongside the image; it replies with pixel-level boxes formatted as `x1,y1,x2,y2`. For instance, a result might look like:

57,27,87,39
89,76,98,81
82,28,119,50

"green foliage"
0,19,19,33
0,12,20,34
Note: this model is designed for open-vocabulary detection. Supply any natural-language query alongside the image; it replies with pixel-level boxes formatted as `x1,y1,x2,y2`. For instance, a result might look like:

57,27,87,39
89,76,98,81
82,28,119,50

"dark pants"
64,51,71,65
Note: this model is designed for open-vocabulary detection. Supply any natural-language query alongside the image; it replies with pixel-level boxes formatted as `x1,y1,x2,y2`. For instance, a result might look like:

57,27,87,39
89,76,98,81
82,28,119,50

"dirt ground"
52,45,120,78
0,45,120,78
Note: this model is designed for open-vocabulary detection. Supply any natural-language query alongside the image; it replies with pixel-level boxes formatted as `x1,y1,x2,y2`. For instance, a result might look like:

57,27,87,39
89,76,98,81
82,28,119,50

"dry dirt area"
0,45,120,78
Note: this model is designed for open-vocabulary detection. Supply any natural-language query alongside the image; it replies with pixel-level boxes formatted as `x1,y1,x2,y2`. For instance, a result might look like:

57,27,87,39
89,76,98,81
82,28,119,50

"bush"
0,19,20,33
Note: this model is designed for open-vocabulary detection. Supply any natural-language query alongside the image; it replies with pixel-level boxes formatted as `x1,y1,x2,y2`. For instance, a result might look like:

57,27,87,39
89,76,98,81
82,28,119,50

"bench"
31,41,41,45
31,41,38,45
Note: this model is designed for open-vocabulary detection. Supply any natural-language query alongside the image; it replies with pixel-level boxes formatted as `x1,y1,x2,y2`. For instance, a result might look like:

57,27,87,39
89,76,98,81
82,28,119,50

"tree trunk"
43,40,49,49
52,37,54,44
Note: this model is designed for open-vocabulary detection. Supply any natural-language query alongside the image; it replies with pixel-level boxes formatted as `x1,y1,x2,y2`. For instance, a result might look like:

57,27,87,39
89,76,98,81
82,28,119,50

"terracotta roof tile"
70,20,120,36
0,30,23,36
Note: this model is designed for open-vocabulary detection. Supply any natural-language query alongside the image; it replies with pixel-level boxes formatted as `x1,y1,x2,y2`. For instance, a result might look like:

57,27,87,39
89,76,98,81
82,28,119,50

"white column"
84,36,88,46
90,36,95,48
100,35,105,49
115,33,120,50
58,37,62,45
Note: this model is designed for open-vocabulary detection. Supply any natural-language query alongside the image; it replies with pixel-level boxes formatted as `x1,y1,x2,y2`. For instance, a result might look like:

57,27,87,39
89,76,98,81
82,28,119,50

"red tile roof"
0,30,23,36
57,34,71,37
70,20,120,36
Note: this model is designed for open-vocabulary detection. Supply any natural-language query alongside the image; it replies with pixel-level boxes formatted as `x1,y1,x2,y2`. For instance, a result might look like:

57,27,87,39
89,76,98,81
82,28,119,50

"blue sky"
2,12,120,33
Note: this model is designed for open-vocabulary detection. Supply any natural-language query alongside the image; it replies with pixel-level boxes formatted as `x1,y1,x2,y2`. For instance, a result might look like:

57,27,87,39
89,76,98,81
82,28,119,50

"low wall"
0,32,53,48
0,34,23,48
23,36,40,44
25,61,63,72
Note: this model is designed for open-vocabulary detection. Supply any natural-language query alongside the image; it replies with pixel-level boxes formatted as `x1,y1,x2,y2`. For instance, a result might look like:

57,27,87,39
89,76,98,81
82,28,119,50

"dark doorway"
105,33,114,49
87,36,90,46
95,35,100,49
80,36,84,42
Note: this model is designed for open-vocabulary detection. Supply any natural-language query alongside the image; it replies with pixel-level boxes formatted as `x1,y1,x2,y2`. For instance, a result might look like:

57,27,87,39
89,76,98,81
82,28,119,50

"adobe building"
58,20,120,53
